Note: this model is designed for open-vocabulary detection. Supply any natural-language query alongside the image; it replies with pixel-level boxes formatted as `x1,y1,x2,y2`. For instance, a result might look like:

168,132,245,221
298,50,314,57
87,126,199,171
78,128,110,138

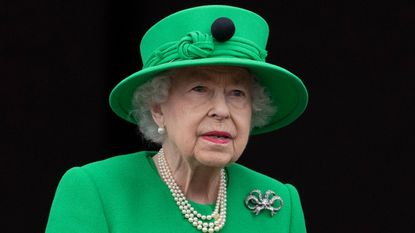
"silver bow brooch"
245,189,283,216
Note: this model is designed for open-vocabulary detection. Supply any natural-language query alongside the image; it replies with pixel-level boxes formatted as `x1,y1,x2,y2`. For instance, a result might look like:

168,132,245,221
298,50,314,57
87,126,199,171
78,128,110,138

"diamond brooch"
245,189,283,217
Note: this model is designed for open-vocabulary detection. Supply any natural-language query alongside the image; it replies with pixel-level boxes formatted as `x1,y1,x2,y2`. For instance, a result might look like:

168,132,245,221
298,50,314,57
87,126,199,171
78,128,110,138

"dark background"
2,1,414,232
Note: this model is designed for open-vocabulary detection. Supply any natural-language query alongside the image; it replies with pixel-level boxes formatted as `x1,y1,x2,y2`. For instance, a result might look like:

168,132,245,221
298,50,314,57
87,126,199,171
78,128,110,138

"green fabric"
46,151,307,233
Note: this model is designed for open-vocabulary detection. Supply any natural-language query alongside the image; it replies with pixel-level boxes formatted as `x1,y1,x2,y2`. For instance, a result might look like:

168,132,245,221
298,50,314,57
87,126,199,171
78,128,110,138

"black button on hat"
211,17,235,42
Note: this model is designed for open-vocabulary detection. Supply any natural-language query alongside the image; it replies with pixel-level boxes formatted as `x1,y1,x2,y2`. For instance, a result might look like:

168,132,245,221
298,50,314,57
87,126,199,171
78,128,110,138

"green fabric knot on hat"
144,31,215,68
144,31,267,68
178,31,214,59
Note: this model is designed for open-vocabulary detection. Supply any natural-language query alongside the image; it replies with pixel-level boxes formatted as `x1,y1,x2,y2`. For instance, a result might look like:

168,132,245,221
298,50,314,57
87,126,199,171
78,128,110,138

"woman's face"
156,66,252,168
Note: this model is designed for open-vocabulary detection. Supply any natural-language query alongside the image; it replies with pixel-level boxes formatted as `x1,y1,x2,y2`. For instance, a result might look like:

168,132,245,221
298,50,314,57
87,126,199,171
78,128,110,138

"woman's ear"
150,103,164,127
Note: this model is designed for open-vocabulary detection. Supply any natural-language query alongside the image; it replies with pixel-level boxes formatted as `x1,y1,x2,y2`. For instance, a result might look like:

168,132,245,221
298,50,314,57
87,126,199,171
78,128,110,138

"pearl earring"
157,127,165,135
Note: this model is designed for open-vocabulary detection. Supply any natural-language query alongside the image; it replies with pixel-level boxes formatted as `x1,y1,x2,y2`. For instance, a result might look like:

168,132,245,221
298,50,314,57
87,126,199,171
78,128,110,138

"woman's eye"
231,90,245,97
192,85,207,92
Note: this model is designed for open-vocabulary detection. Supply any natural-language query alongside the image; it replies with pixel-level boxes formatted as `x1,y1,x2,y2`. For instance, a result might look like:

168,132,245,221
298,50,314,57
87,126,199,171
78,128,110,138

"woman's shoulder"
227,162,282,184
227,162,298,194
81,150,156,172
59,151,157,186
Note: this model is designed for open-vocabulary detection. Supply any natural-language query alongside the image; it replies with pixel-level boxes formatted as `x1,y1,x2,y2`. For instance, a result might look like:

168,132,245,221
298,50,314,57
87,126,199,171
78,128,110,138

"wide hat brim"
109,57,308,135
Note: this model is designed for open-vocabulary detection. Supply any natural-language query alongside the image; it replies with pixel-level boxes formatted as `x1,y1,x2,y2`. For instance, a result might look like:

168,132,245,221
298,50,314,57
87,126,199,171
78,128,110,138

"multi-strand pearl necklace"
157,148,227,232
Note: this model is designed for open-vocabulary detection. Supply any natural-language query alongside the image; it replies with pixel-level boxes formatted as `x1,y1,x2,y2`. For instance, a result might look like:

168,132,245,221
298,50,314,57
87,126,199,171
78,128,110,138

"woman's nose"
207,92,230,120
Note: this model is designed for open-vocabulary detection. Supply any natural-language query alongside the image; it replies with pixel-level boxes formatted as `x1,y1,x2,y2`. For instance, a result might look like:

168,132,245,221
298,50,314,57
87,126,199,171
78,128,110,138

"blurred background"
2,1,414,232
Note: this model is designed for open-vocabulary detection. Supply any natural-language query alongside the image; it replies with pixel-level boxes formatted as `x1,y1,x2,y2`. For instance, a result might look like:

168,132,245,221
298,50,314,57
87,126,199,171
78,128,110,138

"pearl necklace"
157,148,227,232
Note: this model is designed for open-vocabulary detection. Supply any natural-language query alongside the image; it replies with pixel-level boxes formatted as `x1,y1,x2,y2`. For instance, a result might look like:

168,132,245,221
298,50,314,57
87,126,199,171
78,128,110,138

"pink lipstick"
201,131,232,144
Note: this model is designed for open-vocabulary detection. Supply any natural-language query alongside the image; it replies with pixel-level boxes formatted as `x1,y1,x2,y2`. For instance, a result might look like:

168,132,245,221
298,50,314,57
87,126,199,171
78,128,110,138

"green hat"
109,5,308,135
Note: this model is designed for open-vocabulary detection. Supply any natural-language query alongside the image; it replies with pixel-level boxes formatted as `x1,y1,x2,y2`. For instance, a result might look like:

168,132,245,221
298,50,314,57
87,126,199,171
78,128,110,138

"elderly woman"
46,5,308,233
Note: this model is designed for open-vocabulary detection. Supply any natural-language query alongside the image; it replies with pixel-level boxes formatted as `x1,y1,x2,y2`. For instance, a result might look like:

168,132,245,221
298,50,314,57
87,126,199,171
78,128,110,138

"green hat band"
144,31,267,68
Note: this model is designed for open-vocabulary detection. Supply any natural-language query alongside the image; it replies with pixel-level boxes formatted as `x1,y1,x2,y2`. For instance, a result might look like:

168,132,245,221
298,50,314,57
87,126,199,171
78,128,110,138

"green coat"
45,151,307,233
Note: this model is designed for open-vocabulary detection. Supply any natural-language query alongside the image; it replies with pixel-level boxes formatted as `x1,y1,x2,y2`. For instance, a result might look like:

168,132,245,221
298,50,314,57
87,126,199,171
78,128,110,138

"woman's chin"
194,151,236,168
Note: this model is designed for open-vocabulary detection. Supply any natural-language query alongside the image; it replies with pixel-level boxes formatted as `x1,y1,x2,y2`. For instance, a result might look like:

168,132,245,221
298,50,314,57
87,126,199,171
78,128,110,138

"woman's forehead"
169,66,252,84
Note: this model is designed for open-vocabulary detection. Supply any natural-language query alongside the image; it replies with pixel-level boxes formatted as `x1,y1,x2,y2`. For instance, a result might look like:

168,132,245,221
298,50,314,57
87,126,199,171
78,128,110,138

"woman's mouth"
201,131,232,144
